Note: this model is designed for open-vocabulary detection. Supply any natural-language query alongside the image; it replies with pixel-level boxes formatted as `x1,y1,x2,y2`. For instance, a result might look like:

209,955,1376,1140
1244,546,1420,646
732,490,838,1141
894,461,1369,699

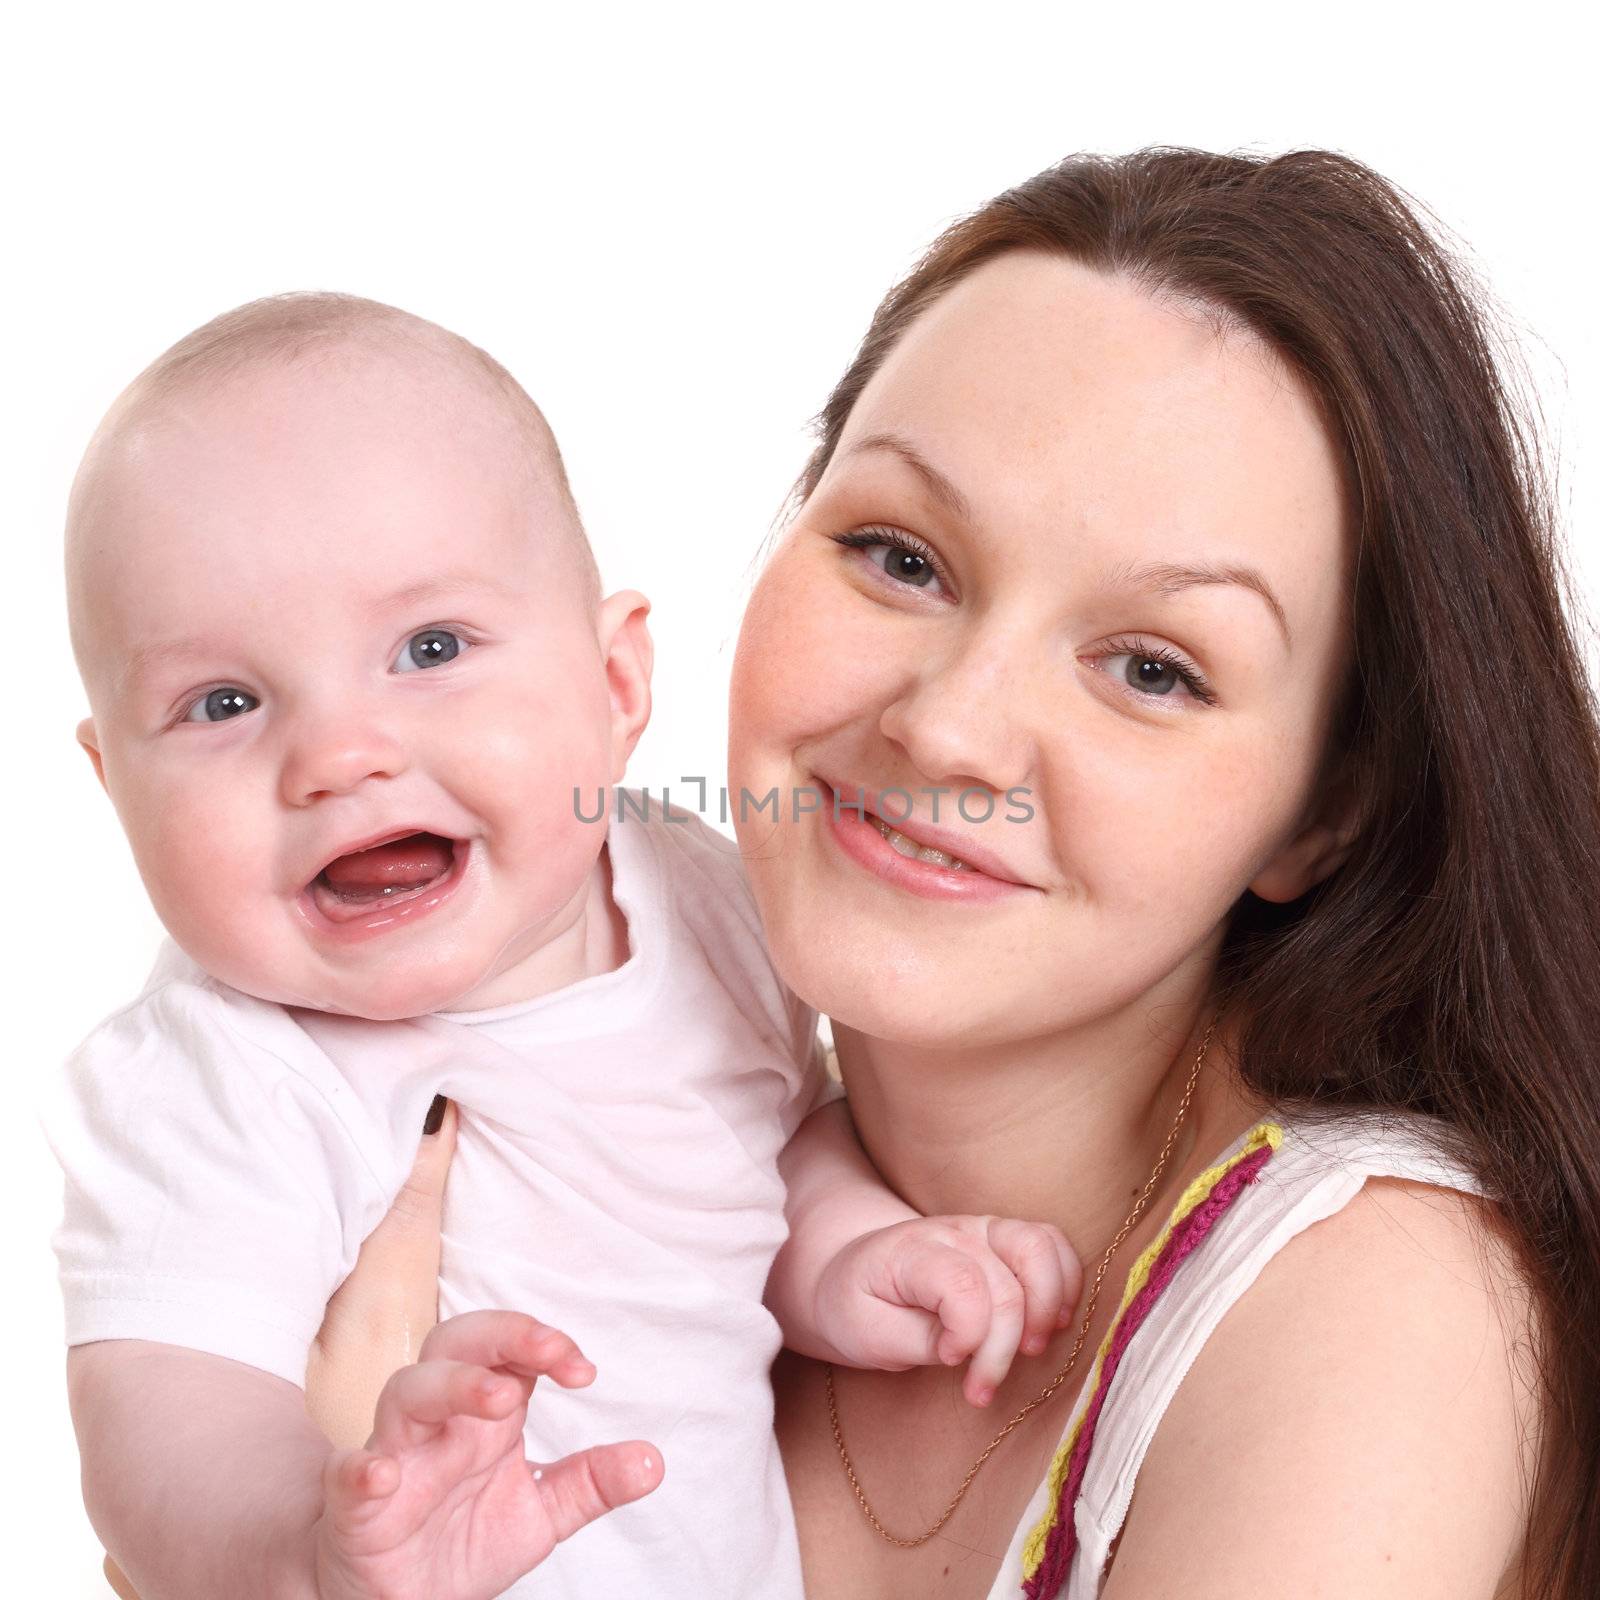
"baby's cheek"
440,697,611,878
450,704,608,814
139,789,235,906
134,798,280,984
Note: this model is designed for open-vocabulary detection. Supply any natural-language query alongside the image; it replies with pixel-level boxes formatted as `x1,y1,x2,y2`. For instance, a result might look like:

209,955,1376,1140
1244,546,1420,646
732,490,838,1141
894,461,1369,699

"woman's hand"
305,1095,458,1448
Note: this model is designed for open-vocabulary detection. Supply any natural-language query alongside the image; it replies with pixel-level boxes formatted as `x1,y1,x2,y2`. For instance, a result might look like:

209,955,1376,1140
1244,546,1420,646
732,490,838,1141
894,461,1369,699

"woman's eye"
1097,643,1215,706
184,687,259,724
394,628,468,673
831,529,948,596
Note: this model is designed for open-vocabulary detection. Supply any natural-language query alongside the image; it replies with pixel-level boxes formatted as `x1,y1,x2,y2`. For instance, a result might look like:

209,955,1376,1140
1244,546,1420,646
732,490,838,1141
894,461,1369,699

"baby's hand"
814,1216,1083,1407
313,1310,663,1600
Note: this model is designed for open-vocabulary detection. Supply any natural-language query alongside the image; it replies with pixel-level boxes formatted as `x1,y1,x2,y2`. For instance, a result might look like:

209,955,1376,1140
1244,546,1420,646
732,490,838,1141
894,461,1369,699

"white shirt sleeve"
44,973,389,1388
788,1028,846,1127
634,800,836,1139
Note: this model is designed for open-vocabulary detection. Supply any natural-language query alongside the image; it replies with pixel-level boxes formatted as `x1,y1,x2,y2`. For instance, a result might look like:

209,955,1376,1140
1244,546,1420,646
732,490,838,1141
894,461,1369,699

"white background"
6,2,1593,1590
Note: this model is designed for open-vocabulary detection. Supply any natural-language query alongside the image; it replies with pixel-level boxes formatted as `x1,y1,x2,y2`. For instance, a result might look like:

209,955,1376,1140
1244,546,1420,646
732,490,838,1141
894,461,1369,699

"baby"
49,295,1079,1600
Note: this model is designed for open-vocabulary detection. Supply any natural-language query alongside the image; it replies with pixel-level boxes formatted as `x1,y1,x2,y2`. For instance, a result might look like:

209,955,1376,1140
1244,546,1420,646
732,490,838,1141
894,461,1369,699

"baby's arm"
72,1316,661,1600
767,1100,1082,1405
73,1340,333,1598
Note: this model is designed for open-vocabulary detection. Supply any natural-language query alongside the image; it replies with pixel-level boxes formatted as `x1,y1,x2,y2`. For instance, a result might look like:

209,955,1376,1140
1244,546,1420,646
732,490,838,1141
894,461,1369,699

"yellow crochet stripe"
1019,1120,1284,1580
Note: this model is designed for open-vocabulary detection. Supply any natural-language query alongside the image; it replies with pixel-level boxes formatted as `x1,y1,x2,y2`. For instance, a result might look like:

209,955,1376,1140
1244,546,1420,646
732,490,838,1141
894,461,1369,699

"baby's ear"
596,590,653,776
76,716,108,793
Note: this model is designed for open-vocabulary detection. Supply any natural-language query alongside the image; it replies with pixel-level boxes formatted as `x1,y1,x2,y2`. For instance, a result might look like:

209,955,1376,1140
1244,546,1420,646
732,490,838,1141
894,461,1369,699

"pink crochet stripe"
1021,1140,1275,1600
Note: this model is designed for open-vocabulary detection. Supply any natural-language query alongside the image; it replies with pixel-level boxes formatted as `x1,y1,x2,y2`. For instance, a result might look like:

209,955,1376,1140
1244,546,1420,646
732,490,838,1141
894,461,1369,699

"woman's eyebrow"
842,431,1291,649
1104,556,1293,650
843,432,975,524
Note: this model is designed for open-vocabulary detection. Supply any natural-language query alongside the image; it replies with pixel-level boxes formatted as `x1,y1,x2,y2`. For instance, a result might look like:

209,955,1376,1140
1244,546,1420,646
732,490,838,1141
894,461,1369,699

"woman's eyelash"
1099,634,1217,706
830,525,950,588
830,528,1215,707
832,528,1216,710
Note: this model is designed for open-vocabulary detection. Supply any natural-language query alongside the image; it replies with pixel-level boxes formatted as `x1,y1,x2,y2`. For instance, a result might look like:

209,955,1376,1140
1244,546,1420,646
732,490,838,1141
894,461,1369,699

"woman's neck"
833,999,1269,1266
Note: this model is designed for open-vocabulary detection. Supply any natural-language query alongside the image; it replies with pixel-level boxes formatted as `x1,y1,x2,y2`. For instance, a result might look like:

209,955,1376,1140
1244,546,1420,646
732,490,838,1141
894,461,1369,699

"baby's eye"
184,687,259,724
394,628,469,673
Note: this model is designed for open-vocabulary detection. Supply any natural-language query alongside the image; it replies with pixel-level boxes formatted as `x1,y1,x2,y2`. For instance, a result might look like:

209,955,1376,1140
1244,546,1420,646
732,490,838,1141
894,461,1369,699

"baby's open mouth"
311,832,460,917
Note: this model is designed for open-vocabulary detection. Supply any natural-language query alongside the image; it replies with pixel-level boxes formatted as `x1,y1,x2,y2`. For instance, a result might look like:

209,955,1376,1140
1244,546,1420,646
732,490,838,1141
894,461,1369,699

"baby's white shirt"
48,793,824,1599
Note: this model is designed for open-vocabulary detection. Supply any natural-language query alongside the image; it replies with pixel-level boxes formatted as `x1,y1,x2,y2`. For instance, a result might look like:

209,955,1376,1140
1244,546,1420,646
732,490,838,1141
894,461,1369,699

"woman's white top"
984,1108,1488,1599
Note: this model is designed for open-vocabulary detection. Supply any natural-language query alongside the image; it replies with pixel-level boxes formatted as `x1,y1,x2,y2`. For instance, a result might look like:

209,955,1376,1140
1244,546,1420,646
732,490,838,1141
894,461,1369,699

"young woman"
273,148,1600,1597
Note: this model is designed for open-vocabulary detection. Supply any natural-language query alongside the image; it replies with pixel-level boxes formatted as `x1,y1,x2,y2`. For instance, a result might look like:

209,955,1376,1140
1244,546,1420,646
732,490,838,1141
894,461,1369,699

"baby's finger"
986,1218,1077,1357
322,1445,401,1527
886,1239,994,1365
370,1357,523,1450
421,1310,595,1389
959,1249,1029,1406
531,1440,665,1547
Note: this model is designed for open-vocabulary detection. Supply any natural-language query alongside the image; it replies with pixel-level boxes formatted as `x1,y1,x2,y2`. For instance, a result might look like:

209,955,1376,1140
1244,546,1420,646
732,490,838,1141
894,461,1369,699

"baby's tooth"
916,846,955,867
885,829,922,859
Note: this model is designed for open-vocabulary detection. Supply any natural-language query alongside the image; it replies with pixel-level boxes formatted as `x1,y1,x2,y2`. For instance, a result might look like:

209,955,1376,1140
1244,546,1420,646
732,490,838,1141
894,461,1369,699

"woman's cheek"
729,584,797,783
736,568,900,767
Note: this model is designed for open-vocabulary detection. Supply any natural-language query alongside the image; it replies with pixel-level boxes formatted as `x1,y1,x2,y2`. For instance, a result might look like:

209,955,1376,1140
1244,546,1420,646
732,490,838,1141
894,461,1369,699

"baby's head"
67,294,652,1019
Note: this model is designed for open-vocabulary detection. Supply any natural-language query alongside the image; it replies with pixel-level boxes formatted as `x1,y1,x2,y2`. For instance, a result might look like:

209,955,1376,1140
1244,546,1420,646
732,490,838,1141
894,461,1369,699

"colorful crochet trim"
1019,1121,1283,1599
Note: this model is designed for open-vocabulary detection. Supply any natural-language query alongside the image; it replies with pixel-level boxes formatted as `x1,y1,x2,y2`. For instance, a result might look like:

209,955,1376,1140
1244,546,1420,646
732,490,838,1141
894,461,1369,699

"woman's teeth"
871,814,971,871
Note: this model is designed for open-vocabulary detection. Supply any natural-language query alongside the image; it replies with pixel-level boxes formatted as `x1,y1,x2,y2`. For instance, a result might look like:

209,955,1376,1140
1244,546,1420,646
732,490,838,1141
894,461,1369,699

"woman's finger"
102,1555,140,1600
529,1440,665,1547
305,1096,458,1447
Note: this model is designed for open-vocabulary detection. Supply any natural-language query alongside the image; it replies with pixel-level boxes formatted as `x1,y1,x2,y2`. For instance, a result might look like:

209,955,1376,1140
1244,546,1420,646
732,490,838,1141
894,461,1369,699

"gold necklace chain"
824,1016,1217,1549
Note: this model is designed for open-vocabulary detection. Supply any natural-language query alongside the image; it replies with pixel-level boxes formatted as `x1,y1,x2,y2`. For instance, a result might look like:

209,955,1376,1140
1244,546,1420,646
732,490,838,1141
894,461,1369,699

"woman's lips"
819,790,1037,904
298,838,471,940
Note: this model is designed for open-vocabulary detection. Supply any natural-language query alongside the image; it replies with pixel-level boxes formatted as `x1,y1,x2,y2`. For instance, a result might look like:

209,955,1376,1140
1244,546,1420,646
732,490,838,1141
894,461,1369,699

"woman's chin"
782,945,1018,1051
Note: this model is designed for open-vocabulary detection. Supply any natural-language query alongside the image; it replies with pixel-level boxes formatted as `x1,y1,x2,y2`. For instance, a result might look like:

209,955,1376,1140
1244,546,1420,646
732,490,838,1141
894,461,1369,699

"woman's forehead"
852,252,1319,465
828,250,1352,613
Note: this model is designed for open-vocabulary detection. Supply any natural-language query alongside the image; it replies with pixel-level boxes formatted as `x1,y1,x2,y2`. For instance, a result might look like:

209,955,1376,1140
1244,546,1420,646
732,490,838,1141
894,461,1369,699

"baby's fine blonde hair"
66,292,602,670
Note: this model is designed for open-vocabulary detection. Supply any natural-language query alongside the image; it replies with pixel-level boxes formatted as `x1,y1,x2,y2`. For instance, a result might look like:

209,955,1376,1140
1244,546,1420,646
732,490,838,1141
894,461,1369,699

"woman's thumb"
304,1095,458,1447
391,1094,457,1226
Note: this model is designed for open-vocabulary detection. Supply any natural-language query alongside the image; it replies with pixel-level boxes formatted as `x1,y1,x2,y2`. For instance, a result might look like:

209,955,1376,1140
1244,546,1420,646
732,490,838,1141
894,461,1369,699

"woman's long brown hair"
798,148,1599,1596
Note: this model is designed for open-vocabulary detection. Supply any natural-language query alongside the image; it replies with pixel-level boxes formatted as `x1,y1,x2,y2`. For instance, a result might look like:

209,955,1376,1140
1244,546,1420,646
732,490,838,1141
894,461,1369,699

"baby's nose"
280,717,410,805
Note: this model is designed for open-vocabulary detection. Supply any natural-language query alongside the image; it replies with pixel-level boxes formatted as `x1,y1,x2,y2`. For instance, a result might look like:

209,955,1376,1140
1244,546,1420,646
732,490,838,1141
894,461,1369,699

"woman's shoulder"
1095,1112,1542,1597
1268,1102,1491,1196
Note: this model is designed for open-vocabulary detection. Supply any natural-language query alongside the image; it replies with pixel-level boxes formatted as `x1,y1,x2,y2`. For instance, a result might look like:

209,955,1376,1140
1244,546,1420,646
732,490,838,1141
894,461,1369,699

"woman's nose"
876,637,1034,795
279,712,410,806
